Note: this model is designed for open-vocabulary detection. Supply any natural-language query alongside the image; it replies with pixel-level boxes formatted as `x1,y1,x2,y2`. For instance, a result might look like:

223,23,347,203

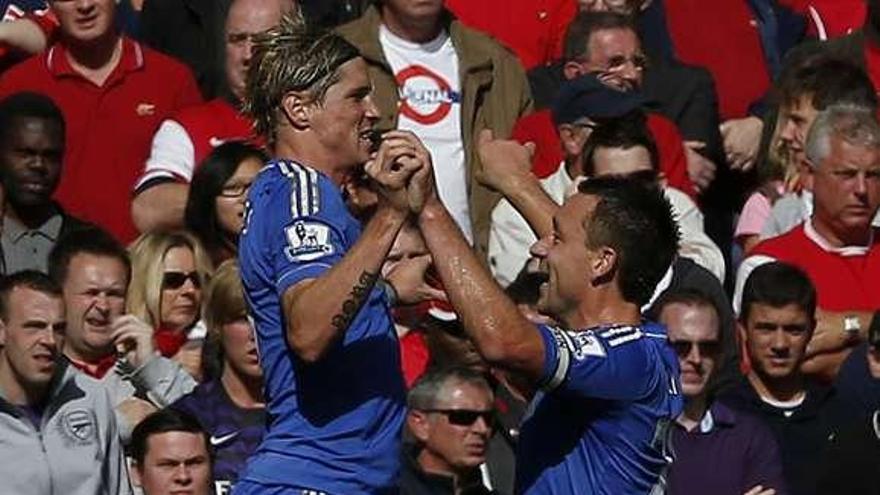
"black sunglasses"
425,409,495,427
162,271,201,290
669,340,721,358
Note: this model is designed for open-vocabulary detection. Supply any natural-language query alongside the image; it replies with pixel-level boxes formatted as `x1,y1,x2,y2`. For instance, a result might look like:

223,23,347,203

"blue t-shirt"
236,160,406,494
516,322,683,494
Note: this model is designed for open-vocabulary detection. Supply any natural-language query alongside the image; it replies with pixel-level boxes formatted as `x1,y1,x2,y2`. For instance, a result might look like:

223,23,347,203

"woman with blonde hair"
128,230,213,379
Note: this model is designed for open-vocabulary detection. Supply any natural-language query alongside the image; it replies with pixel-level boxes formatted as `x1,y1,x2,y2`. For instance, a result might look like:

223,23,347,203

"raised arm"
412,146,546,387
283,132,424,363
476,129,558,240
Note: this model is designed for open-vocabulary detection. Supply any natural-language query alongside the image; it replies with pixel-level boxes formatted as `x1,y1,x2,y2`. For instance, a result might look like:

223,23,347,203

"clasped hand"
364,130,436,215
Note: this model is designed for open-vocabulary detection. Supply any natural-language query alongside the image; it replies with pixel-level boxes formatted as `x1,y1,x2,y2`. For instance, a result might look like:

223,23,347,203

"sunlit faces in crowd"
658,297,722,398
0,281,66,397
131,410,212,495
50,0,118,45
60,253,128,362
407,369,495,476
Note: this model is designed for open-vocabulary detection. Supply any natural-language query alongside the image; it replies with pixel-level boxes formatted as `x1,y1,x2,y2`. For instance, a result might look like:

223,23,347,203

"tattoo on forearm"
331,271,378,332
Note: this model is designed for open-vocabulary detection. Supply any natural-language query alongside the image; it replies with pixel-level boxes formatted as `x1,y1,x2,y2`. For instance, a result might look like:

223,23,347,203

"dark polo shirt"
667,401,787,495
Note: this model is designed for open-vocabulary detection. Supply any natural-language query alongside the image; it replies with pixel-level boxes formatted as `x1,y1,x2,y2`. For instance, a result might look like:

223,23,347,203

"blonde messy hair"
243,8,360,144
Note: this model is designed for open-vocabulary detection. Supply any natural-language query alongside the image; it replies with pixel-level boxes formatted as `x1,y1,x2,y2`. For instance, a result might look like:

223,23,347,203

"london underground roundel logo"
395,64,460,125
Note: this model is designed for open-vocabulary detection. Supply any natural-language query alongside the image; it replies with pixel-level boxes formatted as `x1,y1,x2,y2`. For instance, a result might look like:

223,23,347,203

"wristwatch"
843,314,862,341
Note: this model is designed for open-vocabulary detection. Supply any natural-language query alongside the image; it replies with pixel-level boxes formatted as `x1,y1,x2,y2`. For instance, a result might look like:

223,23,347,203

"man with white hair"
735,104,880,381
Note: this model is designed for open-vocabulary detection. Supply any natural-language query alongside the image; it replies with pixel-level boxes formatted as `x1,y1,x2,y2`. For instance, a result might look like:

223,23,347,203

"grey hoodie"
0,360,132,495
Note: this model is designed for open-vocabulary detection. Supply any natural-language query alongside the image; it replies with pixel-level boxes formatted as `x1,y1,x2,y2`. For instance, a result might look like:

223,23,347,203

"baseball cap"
551,74,646,125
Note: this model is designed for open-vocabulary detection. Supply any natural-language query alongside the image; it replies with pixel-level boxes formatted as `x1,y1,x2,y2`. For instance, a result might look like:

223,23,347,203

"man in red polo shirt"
131,0,289,233
0,0,202,243
735,104,880,381
444,0,576,70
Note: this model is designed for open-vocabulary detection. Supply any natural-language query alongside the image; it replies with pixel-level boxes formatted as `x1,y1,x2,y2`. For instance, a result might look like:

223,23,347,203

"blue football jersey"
236,160,406,494
516,321,683,494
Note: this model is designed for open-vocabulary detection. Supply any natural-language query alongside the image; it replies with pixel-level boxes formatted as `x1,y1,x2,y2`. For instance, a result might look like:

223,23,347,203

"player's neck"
274,138,349,186
747,370,805,404
565,291,641,330
221,367,264,409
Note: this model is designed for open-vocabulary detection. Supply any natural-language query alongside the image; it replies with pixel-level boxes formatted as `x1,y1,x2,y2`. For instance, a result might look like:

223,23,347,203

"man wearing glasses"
653,288,786,495
402,367,496,495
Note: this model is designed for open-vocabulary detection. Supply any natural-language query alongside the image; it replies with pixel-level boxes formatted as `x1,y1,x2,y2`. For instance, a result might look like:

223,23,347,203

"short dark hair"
576,176,679,305
184,141,268,259
0,92,65,147
0,271,62,321
581,111,659,176
778,56,878,112
407,366,492,410
740,262,817,323
564,12,638,61
650,288,721,327
48,226,131,288
130,409,211,466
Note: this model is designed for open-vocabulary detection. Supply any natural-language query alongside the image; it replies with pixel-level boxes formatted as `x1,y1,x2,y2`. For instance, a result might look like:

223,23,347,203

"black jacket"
719,377,865,495
400,445,497,495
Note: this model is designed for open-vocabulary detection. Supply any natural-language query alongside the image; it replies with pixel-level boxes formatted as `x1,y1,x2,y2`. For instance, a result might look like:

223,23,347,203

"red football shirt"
136,98,258,190
0,37,202,242
445,0,575,70
511,109,696,198
664,0,771,120
749,221,880,311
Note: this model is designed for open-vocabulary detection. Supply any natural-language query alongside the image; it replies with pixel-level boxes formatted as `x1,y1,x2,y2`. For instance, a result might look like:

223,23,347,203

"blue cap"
551,74,646,125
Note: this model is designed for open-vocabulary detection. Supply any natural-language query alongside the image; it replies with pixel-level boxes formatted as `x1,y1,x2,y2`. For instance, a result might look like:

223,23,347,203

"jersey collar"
803,217,874,257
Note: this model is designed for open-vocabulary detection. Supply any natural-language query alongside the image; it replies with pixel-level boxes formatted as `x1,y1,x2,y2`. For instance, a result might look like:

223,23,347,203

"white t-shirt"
380,25,472,243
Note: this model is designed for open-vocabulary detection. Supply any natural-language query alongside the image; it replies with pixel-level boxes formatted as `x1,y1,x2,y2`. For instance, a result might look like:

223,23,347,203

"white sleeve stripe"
599,325,638,338
607,329,643,347
277,162,303,217
276,161,321,218
543,328,572,392
308,167,320,214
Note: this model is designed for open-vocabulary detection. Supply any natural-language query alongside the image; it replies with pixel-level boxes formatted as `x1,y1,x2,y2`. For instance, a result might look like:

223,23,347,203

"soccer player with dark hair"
409,149,684,493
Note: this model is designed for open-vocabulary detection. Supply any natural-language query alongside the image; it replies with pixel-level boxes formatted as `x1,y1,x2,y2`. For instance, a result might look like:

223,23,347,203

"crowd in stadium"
0,0,878,494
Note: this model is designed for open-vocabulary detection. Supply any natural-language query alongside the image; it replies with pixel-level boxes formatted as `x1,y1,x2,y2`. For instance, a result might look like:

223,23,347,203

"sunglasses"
162,271,201,290
669,340,721,358
426,409,495,427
